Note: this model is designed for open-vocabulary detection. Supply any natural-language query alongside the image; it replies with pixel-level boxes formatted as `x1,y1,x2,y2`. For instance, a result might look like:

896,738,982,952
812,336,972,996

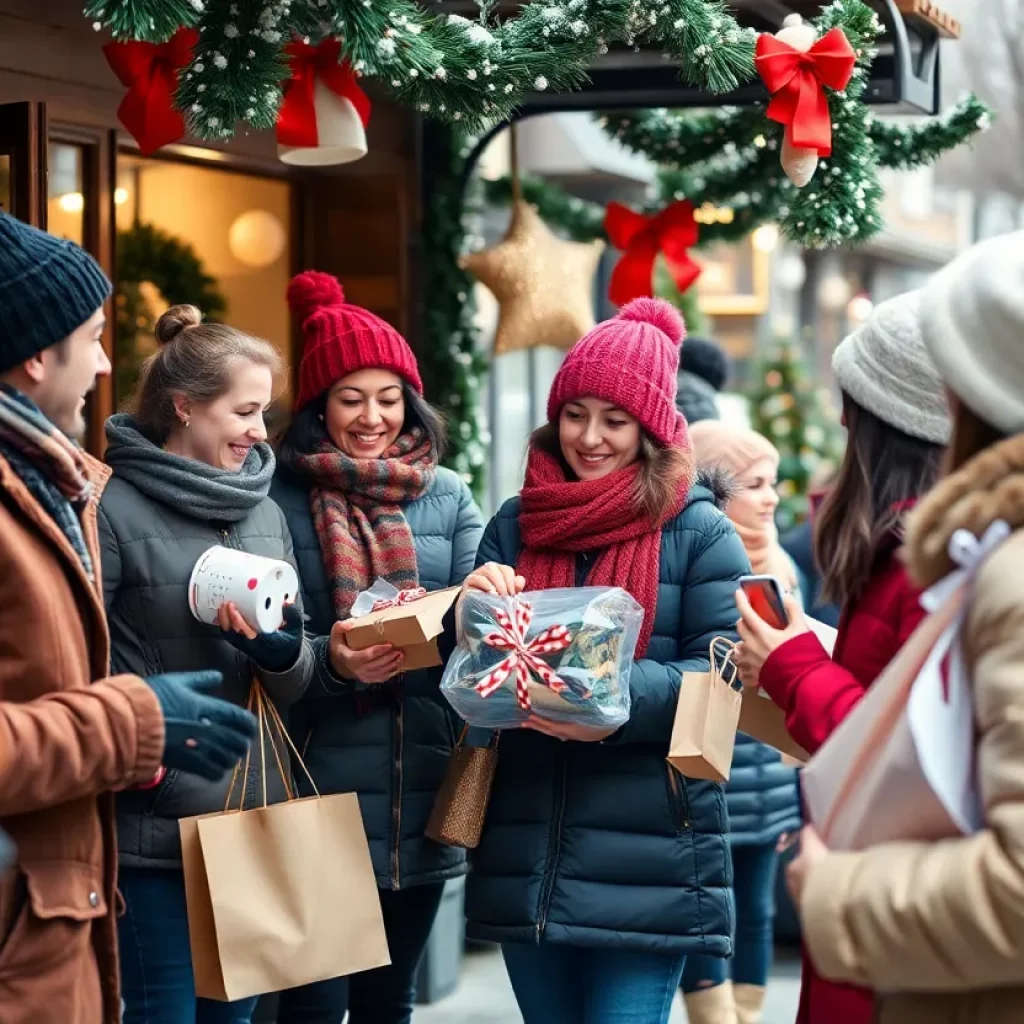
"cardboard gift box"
343,587,461,671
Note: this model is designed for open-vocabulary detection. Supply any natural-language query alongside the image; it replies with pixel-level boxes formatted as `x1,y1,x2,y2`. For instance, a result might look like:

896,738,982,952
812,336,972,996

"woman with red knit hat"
461,298,750,1023
270,271,483,1024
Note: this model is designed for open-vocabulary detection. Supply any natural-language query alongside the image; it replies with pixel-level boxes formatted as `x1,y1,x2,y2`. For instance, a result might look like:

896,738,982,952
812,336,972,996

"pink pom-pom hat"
547,297,688,446
288,269,423,411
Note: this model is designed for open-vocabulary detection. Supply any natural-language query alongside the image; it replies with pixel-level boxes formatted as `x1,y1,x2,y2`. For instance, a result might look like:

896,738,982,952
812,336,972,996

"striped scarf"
294,428,436,620
0,384,94,579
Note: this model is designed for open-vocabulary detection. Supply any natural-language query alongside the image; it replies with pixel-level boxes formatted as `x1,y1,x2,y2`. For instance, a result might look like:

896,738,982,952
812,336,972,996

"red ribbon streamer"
103,28,198,157
604,200,702,308
371,587,427,613
475,601,574,712
755,27,856,156
277,38,371,148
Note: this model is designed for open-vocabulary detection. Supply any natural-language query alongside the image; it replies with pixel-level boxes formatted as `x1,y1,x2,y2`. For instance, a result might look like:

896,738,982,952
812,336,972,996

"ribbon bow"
371,587,427,613
277,38,371,148
103,28,198,156
603,200,702,308
475,601,574,712
755,27,856,156
921,519,1011,702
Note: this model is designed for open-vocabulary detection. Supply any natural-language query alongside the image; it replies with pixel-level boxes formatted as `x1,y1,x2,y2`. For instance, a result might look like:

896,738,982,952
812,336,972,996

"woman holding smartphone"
681,421,802,1024
786,231,1024,1024
732,290,950,1024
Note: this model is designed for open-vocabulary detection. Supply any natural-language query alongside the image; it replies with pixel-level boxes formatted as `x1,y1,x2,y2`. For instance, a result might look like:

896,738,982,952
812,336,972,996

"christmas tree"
748,339,844,532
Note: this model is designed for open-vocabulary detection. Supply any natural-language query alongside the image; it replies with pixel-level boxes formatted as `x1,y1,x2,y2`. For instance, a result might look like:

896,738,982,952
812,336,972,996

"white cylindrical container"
188,545,299,634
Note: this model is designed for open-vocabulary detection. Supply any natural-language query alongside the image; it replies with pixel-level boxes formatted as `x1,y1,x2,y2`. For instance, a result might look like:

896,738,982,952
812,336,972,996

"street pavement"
415,944,802,1023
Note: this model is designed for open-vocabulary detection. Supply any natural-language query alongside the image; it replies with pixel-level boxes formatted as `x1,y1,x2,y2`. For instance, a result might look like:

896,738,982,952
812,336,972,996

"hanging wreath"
114,222,227,401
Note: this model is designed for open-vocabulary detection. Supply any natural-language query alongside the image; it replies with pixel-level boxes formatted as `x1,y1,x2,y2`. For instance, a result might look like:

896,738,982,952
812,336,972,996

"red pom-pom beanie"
547,297,688,446
288,269,423,411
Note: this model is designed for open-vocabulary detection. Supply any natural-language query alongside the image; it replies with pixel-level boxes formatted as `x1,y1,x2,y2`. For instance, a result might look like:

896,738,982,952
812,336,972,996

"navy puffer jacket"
272,465,483,890
465,477,750,955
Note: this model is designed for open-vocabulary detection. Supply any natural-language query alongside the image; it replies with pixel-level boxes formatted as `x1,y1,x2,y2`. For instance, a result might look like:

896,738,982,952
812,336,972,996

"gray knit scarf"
104,414,274,522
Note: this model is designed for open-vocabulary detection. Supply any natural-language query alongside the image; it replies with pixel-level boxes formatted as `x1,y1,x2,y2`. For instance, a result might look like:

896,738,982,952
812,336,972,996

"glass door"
0,101,47,224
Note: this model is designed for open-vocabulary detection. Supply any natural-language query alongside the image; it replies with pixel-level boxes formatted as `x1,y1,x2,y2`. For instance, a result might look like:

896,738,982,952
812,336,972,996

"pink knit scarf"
517,430,693,656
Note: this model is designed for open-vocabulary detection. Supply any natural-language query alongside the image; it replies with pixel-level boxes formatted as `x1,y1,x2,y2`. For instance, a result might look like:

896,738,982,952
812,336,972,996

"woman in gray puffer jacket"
99,305,312,1024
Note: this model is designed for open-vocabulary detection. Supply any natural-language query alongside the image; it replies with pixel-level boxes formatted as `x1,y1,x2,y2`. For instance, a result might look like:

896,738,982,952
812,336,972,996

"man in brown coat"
0,212,257,1024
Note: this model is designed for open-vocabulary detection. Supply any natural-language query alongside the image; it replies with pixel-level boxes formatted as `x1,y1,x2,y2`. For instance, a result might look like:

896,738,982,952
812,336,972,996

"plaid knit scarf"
292,428,436,620
0,384,94,579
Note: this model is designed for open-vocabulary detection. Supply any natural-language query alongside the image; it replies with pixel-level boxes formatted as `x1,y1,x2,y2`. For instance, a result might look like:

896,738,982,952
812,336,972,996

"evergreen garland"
85,0,202,40
420,125,489,497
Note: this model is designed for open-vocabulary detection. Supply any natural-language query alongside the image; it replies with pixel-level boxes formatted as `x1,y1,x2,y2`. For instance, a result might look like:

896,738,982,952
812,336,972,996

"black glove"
145,671,257,782
221,603,305,673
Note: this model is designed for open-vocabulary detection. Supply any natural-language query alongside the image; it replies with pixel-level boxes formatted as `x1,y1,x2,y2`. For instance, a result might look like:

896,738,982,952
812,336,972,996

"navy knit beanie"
0,213,112,376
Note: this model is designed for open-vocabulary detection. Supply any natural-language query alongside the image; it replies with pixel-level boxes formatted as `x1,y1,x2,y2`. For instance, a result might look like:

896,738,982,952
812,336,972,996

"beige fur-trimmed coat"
800,433,1024,1024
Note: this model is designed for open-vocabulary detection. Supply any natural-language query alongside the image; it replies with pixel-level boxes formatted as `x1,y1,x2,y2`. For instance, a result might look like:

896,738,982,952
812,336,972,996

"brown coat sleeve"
0,675,165,817
801,534,1024,993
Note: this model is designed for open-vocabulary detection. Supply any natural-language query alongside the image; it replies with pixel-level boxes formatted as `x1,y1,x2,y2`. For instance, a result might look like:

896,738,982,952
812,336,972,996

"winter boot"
733,983,767,1024
683,980,738,1024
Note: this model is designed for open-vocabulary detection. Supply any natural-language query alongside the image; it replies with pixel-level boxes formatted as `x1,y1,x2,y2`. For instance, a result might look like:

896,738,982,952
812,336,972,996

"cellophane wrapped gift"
441,587,642,730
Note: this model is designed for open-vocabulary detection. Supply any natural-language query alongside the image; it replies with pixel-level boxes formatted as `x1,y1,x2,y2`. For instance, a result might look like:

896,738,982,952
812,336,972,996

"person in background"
681,421,802,1024
463,298,750,1024
676,334,731,424
271,271,483,1024
0,213,254,1024
788,230,1024,1024
780,466,841,629
100,305,312,1024
732,290,950,1024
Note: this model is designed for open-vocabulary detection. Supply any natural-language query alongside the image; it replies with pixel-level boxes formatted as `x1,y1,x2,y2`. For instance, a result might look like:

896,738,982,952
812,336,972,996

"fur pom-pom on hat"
286,270,345,325
288,269,422,410
547,297,689,447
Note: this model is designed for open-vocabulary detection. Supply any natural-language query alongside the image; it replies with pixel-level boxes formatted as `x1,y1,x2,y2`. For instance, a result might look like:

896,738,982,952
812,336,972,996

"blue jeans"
502,942,686,1024
118,866,258,1024
680,842,779,992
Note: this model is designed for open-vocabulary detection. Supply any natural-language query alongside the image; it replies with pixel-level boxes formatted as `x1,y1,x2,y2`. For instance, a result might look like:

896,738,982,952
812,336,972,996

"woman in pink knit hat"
459,298,750,1024
270,271,483,1024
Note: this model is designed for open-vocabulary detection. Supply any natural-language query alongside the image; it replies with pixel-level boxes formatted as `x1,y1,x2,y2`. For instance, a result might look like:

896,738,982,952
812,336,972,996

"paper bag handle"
456,723,500,751
223,682,322,813
710,637,740,690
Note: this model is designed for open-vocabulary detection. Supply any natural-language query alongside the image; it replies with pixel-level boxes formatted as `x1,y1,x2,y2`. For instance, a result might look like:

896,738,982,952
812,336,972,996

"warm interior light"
228,210,287,269
694,203,734,225
58,192,84,213
114,187,130,206
847,293,874,323
752,224,780,253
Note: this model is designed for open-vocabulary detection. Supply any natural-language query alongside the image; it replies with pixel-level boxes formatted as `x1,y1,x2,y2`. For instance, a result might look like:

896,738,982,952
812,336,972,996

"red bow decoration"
604,200,702,308
277,38,371,148
755,27,857,156
371,587,427,613
103,28,198,157
476,602,575,712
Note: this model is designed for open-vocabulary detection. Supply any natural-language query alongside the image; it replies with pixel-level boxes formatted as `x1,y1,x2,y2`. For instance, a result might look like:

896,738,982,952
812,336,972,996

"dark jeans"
118,866,259,1024
680,841,780,992
276,881,445,1024
502,942,686,1024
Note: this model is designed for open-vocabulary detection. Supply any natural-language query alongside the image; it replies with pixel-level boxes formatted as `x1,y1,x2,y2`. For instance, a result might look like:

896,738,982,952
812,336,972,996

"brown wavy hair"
814,391,944,608
529,420,692,524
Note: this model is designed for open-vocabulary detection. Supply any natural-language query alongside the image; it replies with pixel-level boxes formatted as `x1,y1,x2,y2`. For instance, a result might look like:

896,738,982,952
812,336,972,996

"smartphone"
739,575,789,630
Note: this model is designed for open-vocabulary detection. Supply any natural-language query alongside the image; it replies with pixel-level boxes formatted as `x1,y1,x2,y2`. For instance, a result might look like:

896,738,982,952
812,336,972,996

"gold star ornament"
460,200,605,355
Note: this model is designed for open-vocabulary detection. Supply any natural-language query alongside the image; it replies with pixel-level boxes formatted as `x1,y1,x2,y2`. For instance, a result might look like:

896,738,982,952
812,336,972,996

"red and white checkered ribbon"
371,587,427,613
475,601,573,711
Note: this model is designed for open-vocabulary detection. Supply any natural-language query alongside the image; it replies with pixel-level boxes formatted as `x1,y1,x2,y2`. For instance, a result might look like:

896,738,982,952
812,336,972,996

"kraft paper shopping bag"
181,684,390,1002
737,688,810,763
667,638,742,782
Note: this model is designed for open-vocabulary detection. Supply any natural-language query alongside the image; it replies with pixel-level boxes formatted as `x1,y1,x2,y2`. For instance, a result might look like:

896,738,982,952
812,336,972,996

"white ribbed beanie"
832,289,951,445
920,230,1024,435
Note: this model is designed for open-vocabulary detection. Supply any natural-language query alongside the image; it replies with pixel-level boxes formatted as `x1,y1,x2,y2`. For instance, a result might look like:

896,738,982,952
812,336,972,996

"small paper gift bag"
738,687,810,763
668,638,743,782
180,684,390,1002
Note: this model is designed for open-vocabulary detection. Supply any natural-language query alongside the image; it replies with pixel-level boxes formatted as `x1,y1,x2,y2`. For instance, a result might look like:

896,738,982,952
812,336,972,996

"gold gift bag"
180,684,390,1002
425,726,499,849
667,638,742,782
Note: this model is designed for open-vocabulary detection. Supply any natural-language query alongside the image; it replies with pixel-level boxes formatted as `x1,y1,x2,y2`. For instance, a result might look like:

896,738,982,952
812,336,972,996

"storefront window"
47,143,85,245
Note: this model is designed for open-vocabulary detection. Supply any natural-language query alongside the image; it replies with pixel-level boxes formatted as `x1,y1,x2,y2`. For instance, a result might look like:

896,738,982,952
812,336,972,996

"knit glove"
144,671,257,782
221,603,305,673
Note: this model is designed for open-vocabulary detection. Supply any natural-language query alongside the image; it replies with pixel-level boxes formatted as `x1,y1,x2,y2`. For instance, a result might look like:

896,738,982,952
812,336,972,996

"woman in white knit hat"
732,287,951,1024
782,230,1024,1024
